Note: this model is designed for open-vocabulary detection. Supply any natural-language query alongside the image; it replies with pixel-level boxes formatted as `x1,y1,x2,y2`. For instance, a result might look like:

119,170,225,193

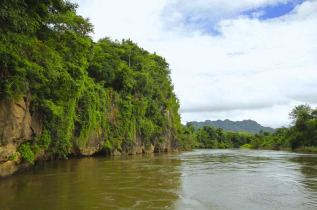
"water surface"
0,149,317,209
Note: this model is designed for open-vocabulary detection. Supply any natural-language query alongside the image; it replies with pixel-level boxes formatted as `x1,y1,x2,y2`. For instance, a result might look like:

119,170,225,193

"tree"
289,104,312,125
87,38,121,85
185,122,195,133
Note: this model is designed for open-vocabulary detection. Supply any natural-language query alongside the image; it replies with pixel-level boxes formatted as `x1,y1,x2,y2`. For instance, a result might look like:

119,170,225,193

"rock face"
75,128,178,157
0,94,42,162
0,94,42,178
0,96,179,179
76,128,105,156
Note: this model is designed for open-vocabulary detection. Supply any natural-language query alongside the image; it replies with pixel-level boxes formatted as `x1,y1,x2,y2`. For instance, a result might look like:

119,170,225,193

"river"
0,149,317,209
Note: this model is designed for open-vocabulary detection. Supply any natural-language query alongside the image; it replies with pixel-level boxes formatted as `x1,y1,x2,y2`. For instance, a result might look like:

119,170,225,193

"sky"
72,0,317,128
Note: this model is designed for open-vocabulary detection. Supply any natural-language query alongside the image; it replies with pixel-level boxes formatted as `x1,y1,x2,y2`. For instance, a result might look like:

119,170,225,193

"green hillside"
190,119,275,133
0,0,195,165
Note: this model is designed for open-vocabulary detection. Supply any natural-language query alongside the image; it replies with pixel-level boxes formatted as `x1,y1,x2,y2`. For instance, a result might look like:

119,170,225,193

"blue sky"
243,0,306,20
161,0,310,36
73,0,317,128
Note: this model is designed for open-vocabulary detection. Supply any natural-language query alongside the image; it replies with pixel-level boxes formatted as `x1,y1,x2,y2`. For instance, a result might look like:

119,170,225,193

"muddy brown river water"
0,149,317,209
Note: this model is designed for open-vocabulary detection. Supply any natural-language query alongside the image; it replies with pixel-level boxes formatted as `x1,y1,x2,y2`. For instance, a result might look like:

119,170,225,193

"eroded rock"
0,94,42,178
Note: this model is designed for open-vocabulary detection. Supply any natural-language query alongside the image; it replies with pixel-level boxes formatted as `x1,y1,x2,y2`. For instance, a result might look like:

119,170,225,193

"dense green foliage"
17,143,35,164
288,104,317,149
185,122,254,149
187,104,317,152
190,119,274,133
0,0,191,163
2,1,315,164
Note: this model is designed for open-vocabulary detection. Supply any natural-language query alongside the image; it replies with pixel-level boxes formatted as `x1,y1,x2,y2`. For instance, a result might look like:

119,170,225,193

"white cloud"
72,0,317,128
161,0,294,33
73,0,168,42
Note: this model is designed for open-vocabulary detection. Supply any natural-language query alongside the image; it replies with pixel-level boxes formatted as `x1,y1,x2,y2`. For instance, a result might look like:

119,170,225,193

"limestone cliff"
0,94,42,178
0,96,178,179
73,125,178,156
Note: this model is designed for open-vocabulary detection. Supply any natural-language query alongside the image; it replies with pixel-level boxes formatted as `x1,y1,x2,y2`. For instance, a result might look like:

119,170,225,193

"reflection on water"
289,155,317,208
0,154,182,209
175,149,317,210
0,150,317,209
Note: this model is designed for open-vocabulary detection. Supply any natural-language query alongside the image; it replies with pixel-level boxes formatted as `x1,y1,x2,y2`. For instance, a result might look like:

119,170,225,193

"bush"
34,130,51,150
240,144,252,149
250,138,261,149
18,143,35,164
103,140,113,151
8,153,18,161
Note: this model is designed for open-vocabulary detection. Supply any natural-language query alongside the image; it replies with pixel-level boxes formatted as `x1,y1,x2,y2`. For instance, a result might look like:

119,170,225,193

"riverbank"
240,146,317,154
293,146,317,153
1,149,317,209
0,143,179,180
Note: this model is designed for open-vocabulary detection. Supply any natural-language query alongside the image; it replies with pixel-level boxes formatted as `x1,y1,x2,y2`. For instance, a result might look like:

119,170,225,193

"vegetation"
0,0,194,163
185,104,317,152
18,143,35,164
190,119,274,133
1,1,315,164
8,153,18,161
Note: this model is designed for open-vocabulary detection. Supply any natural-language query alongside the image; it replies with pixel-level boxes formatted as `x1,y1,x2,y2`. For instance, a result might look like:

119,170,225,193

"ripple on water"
176,149,317,210
0,150,317,209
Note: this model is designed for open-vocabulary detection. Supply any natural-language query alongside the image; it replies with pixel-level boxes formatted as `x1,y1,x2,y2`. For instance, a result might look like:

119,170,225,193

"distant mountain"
189,119,275,133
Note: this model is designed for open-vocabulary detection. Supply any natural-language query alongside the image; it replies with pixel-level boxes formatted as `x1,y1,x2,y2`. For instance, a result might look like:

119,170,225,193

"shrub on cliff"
0,0,192,160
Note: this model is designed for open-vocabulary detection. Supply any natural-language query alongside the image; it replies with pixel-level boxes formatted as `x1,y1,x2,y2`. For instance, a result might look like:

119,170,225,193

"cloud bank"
73,0,317,128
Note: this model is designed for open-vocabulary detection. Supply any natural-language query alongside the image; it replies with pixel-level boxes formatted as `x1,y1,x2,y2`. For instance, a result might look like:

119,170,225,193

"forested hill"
0,0,196,174
190,119,275,133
